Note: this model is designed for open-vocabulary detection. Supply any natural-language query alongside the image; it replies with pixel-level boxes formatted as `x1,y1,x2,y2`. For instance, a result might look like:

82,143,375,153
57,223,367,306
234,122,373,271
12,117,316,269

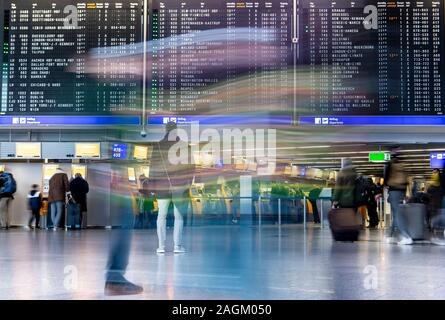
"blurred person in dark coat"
69,173,90,229
383,148,408,243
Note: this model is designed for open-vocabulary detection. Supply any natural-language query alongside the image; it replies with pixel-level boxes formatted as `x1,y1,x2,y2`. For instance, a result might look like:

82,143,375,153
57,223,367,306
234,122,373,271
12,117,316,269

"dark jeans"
105,202,134,284
28,209,40,228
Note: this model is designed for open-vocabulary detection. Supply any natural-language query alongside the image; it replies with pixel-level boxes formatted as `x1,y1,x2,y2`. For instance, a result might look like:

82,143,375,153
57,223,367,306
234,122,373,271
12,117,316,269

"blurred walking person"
150,121,195,254
427,169,442,226
332,159,357,210
48,168,69,230
28,184,42,229
330,159,361,241
105,168,143,296
384,148,408,243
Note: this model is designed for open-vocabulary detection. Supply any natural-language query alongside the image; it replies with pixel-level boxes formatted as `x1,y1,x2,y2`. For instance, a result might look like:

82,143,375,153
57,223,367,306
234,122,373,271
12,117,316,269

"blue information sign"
430,153,445,169
147,115,293,126
112,144,128,159
0,116,140,126
300,116,445,126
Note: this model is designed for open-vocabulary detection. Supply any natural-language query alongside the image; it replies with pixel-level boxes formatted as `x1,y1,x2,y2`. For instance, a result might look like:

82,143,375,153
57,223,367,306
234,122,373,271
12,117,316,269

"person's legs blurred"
173,201,186,253
105,204,142,295
50,202,56,229
28,214,35,228
367,202,379,228
0,198,10,228
81,211,87,229
35,210,40,228
51,201,63,229
156,199,170,252
387,191,403,238
0,198,5,228
311,200,320,224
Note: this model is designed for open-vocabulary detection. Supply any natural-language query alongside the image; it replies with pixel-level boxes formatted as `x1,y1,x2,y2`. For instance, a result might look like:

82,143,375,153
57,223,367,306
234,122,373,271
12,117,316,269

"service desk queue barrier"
186,195,333,228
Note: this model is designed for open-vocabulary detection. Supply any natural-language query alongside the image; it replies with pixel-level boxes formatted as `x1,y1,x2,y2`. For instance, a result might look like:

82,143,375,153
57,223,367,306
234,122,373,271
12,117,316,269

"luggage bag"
397,203,427,240
66,200,81,229
328,207,361,242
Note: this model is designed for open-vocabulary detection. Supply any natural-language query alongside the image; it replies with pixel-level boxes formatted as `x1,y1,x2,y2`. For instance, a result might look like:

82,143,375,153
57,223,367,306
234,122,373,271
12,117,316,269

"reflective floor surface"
1,224,445,300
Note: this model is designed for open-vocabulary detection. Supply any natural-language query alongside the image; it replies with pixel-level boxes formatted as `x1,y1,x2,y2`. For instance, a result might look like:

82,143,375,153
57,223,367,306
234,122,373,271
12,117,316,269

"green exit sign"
369,152,391,163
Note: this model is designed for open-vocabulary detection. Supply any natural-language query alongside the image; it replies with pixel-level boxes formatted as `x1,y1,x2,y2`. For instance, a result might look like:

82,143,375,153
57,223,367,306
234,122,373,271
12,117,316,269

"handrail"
184,195,333,201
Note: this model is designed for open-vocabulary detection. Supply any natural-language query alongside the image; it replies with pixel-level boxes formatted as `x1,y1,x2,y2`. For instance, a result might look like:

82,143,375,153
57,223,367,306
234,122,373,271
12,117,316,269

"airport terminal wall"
0,129,142,227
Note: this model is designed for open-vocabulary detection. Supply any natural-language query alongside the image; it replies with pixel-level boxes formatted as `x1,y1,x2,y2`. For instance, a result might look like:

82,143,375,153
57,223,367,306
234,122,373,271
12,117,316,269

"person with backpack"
0,170,17,230
48,168,69,230
28,184,42,229
384,148,409,244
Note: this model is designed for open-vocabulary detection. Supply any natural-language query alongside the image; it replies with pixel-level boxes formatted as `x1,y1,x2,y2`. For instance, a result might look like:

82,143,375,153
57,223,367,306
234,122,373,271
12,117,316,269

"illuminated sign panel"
133,146,148,160
128,167,136,181
112,144,128,159
75,143,100,159
431,153,445,169
16,143,41,159
43,164,59,180
369,152,391,163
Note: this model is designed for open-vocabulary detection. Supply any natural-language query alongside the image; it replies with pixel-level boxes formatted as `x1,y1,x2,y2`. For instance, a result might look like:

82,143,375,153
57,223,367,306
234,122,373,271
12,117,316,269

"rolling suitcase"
66,199,81,230
397,203,427,240
328,207,361,242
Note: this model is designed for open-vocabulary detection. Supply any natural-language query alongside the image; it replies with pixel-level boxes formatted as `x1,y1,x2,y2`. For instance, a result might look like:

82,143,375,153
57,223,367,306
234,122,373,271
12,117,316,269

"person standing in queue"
383,147,408,243
28,184,42,229
48,168,69,230
366,178,379,228
0,171,16,230
332,159,357,210
150,121,195,254
427,168,442,226
69,173,89,229
309,187,321,224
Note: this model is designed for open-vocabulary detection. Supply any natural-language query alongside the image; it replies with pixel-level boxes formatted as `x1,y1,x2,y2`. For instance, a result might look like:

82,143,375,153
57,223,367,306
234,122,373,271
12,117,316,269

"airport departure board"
0,1,142,115
148,0,295,115
0,0,444,119
297,0,444,116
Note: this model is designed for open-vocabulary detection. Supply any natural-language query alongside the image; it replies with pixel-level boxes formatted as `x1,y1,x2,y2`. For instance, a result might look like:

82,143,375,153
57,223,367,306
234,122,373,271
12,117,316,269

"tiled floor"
1,224,445,299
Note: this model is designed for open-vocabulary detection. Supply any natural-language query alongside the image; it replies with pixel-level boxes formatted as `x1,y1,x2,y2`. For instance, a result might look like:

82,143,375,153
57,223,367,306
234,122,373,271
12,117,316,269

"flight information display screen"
297,0,444,116
148,0,295,115
0,1,142,115
0,0,444,122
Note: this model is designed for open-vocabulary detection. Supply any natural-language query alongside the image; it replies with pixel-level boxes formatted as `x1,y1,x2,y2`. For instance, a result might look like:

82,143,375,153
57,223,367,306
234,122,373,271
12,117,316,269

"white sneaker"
174,246,186,254
156,247,165,254
397,237,413,245
431,237,445,246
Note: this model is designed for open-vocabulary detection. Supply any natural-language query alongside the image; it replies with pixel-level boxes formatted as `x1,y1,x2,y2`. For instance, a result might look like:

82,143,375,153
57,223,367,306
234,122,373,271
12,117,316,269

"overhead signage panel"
75,143,100,159
16,143,41,159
